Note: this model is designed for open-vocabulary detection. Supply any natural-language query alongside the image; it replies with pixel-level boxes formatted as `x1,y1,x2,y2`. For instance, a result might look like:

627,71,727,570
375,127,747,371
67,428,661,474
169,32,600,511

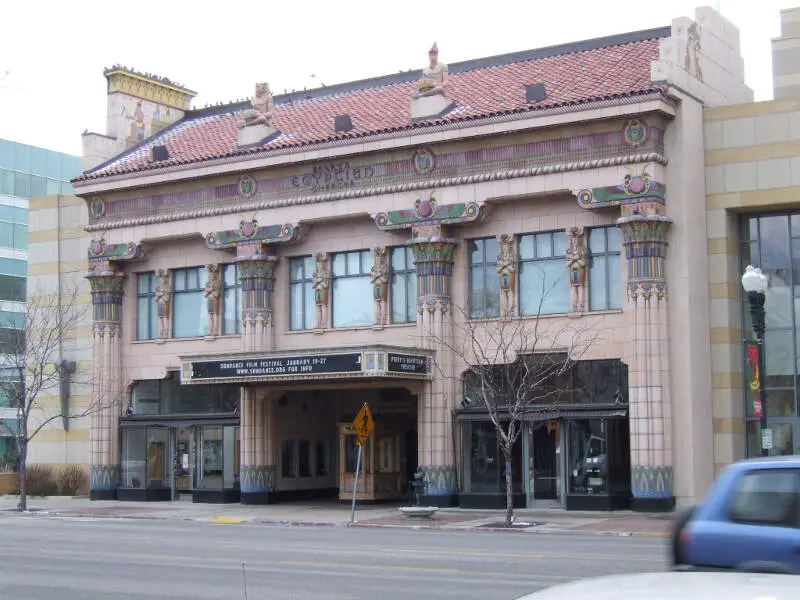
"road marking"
211,518,246,524
383,547,663,562
278,560,574,580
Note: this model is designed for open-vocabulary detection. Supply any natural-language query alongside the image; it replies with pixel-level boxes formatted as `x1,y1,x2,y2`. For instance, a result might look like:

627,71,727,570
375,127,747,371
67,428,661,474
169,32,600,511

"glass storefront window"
146,428,169,489
766,388,796,418
316,440,330,476
460,421,522,494
567,419,608,495
130,376,239,416
198,427,223,490
121,428,147,488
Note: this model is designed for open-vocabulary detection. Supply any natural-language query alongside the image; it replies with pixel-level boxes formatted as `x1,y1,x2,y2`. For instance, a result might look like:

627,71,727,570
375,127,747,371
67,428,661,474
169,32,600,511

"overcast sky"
1,0,797,157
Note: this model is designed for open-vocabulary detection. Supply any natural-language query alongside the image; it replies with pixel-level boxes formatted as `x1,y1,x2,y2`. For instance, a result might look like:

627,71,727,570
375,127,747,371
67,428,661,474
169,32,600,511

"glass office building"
0,139,80,464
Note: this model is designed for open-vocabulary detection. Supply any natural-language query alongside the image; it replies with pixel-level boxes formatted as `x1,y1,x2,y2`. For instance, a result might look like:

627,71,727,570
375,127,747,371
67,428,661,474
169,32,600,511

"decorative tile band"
421,465,457,496
240,465,276,493
90,464,120,491
205,219,298,249
631,465,673,499
85,152,667,232
375,197,482,230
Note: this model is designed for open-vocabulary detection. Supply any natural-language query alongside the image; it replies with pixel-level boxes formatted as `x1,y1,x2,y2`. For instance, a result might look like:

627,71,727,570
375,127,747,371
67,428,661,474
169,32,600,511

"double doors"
523,422,566,508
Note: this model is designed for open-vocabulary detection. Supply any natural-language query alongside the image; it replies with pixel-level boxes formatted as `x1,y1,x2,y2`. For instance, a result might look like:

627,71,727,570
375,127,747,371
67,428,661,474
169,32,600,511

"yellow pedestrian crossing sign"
353,402,374,446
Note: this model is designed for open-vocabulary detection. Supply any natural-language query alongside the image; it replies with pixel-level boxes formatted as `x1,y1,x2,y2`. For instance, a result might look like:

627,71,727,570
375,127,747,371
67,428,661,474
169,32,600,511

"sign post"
350,402,374,524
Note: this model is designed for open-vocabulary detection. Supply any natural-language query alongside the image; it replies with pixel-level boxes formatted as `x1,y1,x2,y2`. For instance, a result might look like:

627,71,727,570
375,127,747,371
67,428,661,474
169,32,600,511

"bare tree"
430,300,599,527
0,282,108,511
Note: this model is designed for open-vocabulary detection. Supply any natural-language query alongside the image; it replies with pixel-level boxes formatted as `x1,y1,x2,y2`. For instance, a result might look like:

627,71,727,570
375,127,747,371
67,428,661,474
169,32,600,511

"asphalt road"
0,515,668,600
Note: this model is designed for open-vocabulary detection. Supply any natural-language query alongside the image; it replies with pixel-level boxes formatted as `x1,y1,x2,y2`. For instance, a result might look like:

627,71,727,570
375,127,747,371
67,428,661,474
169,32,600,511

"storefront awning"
178,345,433,386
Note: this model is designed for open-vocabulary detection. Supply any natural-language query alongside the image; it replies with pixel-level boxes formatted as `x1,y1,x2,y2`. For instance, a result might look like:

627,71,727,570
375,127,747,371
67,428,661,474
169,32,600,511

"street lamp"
741,265,769,457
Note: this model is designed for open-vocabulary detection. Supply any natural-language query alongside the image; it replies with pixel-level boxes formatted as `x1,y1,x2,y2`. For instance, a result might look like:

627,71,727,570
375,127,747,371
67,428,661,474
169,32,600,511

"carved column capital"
86,268,125,325
617,214,673,302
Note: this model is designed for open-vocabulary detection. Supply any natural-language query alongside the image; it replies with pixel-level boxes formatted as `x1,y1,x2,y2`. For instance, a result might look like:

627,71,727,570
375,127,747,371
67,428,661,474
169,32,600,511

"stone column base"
90,465,119,501
239,465,275,505
632,465,675,512
420,465,458,506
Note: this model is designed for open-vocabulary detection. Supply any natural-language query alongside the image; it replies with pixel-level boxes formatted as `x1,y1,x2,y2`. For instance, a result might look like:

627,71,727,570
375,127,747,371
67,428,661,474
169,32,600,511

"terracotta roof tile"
79,33,665,182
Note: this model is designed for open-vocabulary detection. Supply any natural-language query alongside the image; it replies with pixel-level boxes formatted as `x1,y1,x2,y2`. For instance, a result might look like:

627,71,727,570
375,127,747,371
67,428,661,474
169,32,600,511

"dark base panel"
193,489,240,504
458,493,525,509
89,489,117,501
336,496,416,506
244,487,339,505
632,496,675,512
566,494,631,511
420,493,459,508
117,488,172,502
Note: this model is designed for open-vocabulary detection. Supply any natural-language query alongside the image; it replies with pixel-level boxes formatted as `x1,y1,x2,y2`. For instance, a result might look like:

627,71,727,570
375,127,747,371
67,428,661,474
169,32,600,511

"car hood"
516,571,799,599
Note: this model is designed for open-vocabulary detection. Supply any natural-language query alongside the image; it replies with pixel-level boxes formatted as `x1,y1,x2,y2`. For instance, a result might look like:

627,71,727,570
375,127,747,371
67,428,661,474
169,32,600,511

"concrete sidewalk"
0,495,673,537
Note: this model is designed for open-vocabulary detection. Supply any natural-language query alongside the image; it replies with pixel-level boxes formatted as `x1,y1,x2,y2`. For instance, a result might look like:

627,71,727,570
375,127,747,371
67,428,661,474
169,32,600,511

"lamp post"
741,265,769,457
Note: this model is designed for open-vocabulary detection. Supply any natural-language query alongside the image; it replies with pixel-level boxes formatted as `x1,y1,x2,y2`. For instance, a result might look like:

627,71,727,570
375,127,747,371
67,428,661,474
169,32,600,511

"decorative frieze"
204,218,298,249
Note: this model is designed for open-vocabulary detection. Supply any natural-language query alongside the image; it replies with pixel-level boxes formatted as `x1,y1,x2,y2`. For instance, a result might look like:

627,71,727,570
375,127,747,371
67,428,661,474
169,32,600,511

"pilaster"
240,388,277,504
86,237,141,500
238,253,278,353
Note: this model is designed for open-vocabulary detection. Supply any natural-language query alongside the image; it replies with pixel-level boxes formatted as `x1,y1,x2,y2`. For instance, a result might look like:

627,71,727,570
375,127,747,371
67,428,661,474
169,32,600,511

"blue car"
672,456,800,574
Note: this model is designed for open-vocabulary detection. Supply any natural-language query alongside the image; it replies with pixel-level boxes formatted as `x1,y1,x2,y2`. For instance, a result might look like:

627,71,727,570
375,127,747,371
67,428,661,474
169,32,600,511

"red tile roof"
78,29,668,182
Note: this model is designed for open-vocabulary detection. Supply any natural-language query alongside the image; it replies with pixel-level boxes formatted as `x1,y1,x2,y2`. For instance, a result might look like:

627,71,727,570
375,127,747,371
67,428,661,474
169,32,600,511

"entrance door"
526,422,564,508
171,427,194,500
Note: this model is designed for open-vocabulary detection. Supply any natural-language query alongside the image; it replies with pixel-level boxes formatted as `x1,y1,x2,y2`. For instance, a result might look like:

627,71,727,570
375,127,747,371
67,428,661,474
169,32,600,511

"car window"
728,469,800,527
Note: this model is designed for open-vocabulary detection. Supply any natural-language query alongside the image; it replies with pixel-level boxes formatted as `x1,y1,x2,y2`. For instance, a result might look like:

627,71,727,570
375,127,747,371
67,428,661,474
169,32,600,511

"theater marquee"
180,347,431,385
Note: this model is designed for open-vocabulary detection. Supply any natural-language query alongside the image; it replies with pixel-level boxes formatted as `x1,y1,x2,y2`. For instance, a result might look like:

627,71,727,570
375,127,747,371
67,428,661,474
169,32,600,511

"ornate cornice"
85,152,667,232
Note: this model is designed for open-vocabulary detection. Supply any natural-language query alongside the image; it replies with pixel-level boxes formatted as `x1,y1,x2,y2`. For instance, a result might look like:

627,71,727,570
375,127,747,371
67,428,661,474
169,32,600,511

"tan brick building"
29,7,756,510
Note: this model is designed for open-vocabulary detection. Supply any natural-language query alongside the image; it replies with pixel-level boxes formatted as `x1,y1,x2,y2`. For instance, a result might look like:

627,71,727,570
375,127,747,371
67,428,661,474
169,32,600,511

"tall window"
136,273,158,340
173,267,208,338
0,258,27,303
332,250,374,328
222,264,241,335
391,246,417,324
289,256,315,331
468,237,500,319
588,227,622,311
518,231,569,316
0,206,27,251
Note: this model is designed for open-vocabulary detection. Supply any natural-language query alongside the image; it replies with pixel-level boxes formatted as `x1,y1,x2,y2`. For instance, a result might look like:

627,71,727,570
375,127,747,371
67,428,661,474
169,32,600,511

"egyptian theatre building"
31,7,753,511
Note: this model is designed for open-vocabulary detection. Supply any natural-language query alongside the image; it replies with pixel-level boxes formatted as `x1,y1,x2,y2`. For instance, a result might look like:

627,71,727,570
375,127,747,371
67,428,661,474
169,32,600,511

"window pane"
13,225,26,250
361,250,374,273
282,440,296,478
223,264,237,287
137,297,151,340
290,258,305,282
760,216,791,269
568,419,608,494
536,233,552,258
765,329,794,388
469,239,483,265
346,251,360,275
608,254,622,310
223,288,238,335
520,260,569,315
484,237,499,264
407,272,417,322
607,227,621,252
553,231,568,256
174,270,185,291
391,247,406,271
765,388,795,418
332,253,346,276
146,428,169,489
121,428,147,489
173,290,207,337
470,266,485,318
303,282,315,329
589,229,606,254
46,178,61,196
304,256,315,278
518,235,534,261
392,273,408,323
406,247,415,269
0,223,13,249
589,256,608,310
290,282,305,330
298,441,311,477
13,173,29,198
315,441,329,476
29,176,46,199
332,276,372,327
484,268,501,318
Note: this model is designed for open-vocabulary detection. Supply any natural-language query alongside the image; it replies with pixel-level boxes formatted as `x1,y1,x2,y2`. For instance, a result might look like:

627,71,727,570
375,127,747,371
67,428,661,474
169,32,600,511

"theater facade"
33,7,754,510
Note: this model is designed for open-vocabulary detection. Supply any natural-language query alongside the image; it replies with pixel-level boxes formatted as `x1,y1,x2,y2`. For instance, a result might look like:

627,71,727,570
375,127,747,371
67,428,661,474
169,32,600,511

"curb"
7,510,668,538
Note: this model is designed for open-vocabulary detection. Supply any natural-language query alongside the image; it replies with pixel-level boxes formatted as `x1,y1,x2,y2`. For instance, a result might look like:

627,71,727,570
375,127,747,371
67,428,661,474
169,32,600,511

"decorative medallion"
239,174,256,198
239,217,258,238
412,147,436,175
623,171,652,196
89,237,106,257
89,197,106,219
623,119,648,148
414,197,437,219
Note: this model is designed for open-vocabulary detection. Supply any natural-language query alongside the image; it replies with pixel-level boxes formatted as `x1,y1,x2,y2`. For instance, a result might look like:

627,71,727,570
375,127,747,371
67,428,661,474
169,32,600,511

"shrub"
23,464,58,496
57,465,88,496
